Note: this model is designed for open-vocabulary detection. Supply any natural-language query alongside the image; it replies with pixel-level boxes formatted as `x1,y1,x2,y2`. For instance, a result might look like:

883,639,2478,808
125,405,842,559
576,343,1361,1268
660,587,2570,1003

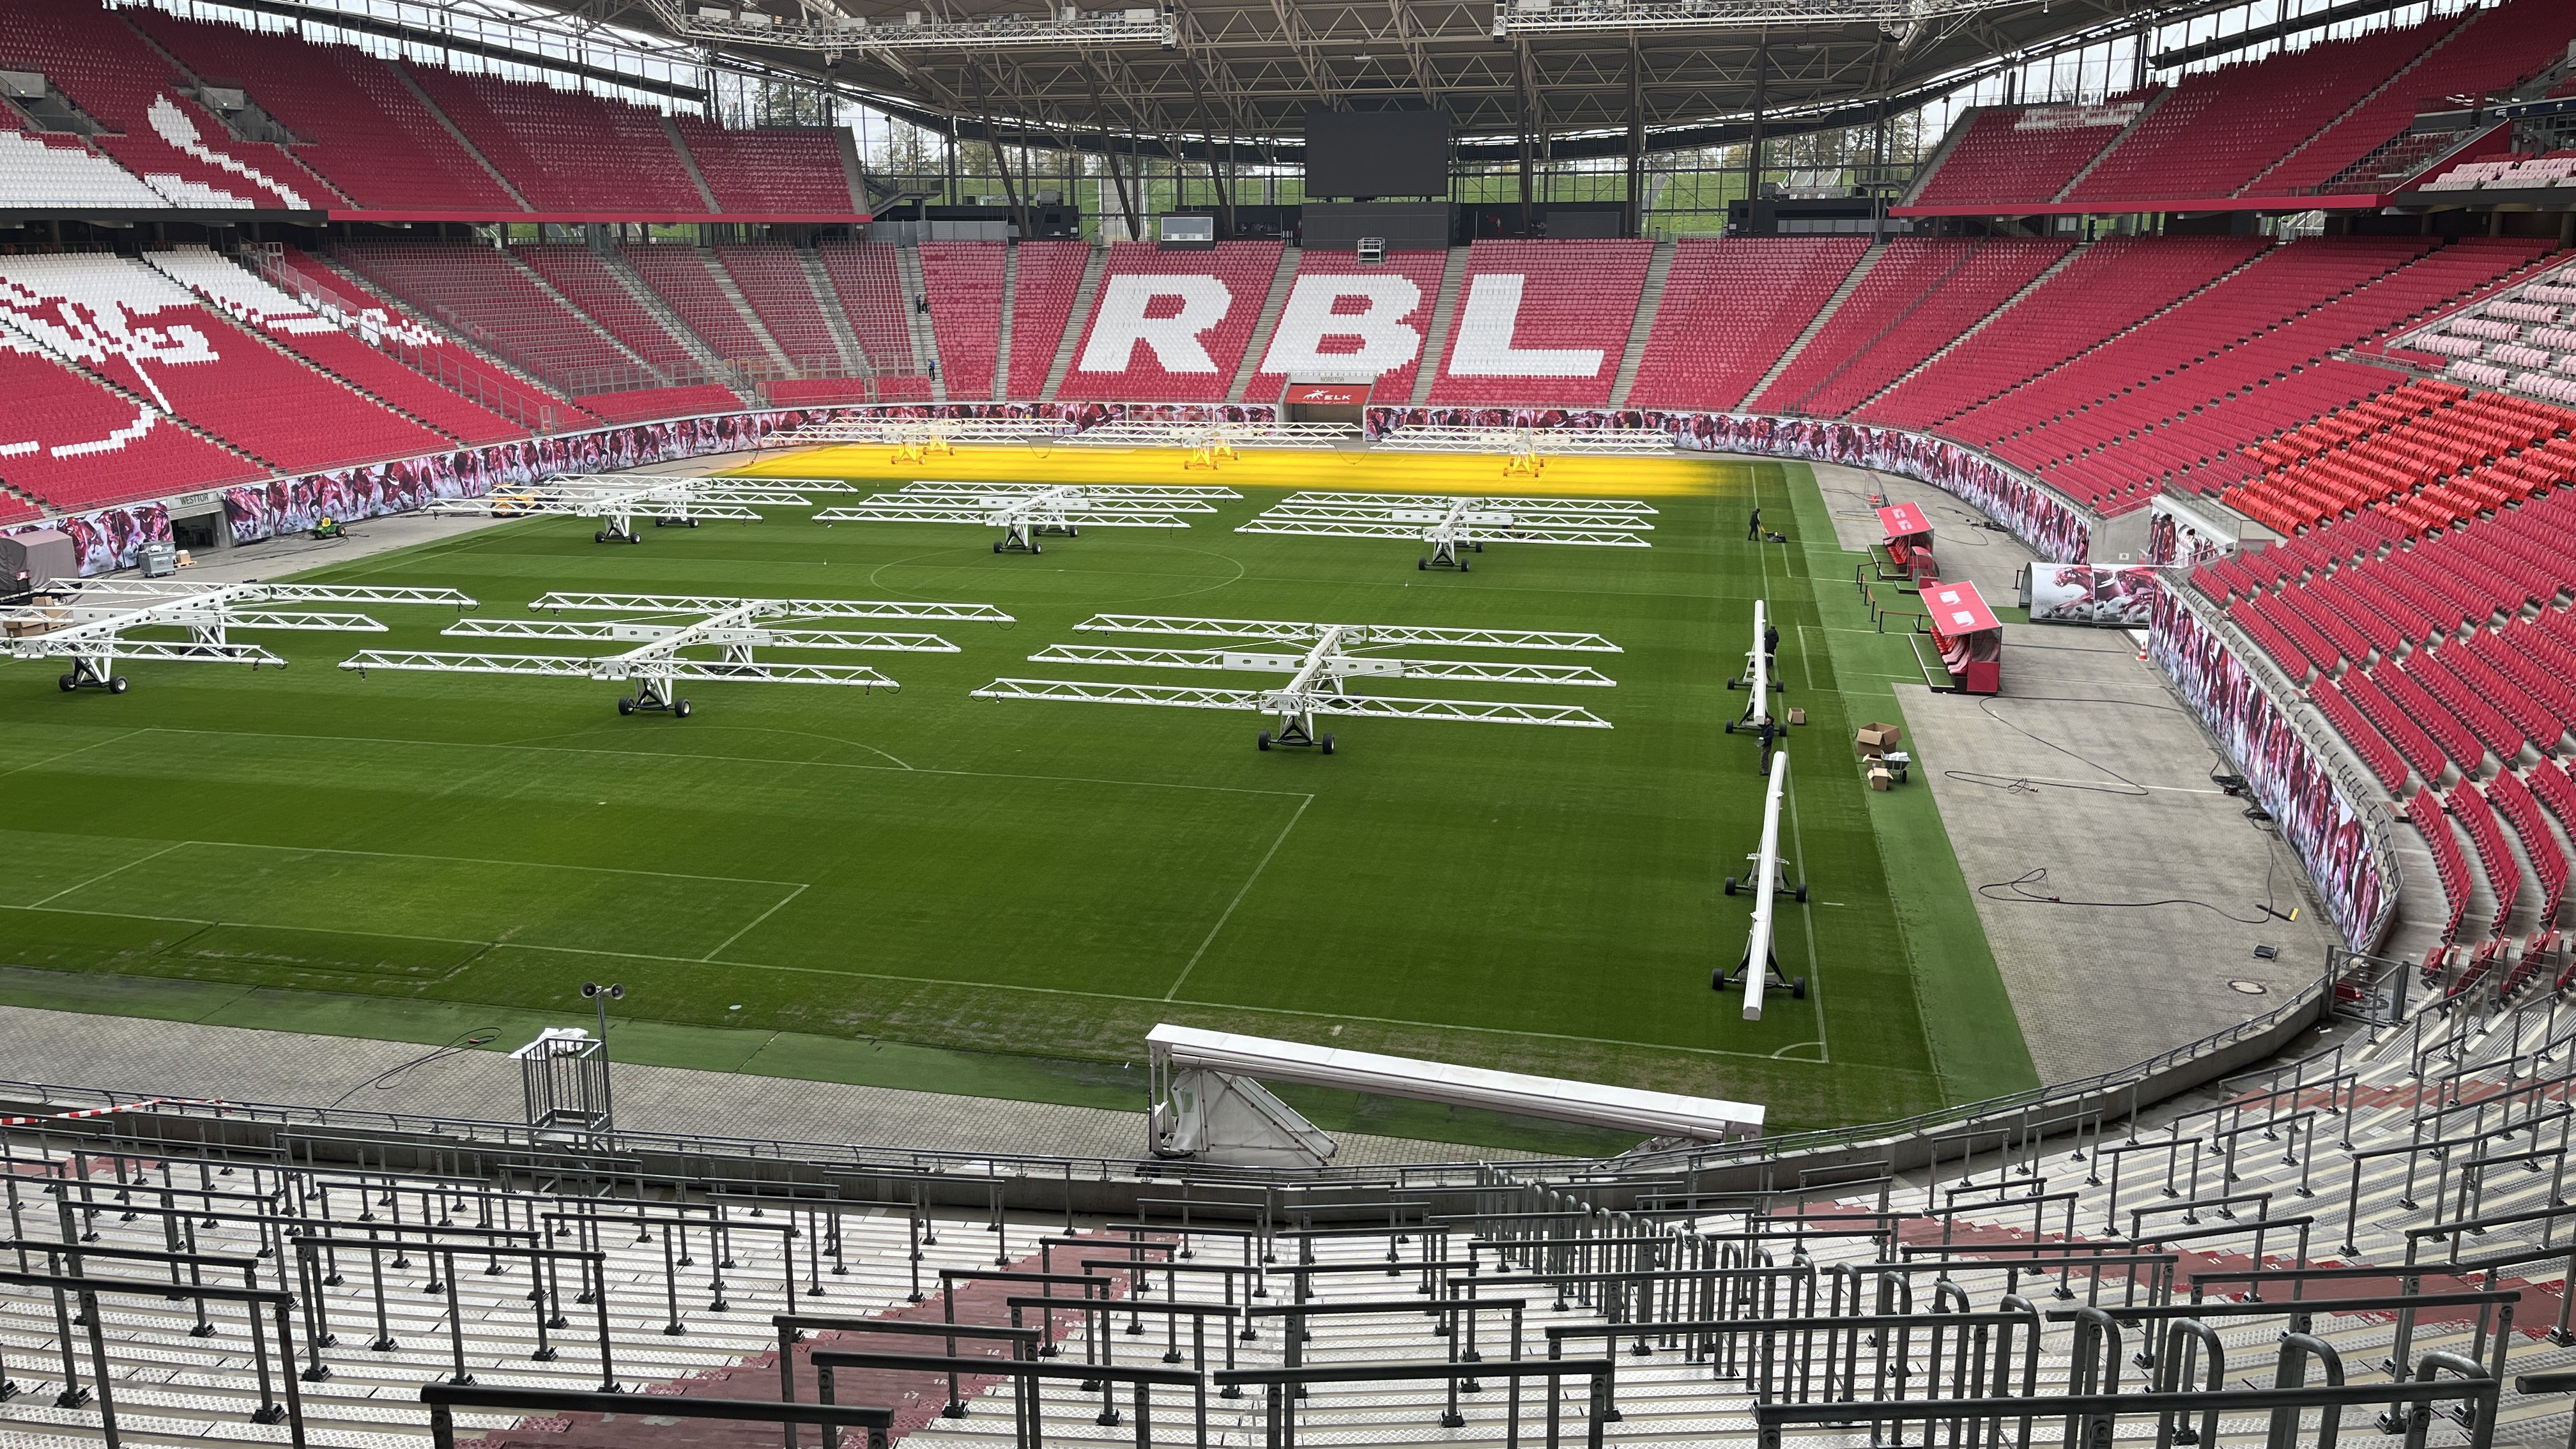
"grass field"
0,448,2037,1149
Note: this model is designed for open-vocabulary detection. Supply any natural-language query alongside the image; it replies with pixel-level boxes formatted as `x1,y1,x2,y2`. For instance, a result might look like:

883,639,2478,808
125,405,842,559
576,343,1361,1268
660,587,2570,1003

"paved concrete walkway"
1817,465,2340,1083
0,1004,1510,1165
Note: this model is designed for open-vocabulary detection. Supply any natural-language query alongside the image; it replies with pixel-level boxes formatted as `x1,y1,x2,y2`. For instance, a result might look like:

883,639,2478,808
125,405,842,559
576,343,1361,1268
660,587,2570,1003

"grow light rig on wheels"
5,578,477,694
1718,749,1809,1020
815,481,1236,554
341,592,1010,717
974,613,1620,753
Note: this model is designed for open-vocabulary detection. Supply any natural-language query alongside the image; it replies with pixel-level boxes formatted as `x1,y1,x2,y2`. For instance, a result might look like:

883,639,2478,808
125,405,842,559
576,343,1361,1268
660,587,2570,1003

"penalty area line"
1163,793,1311,1001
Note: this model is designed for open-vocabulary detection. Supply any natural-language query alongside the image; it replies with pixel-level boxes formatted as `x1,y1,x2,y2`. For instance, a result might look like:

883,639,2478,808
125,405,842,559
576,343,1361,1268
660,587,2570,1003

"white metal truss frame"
1376,427,1676,456
630,0,1173,52
3,579,477,694
422,474,848,543
972,612,1617,751
815,482,1240,553
339,592,1008,717
1724,597,1786,736
771,417,1064,451
1238,490,1653,570
1066,421,1364,449
1717,749,1808,1021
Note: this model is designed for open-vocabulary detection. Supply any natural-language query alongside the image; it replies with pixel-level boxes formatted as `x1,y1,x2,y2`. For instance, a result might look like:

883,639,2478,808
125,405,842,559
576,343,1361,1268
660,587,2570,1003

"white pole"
1743,747,1790,1022
1747,599,1769,728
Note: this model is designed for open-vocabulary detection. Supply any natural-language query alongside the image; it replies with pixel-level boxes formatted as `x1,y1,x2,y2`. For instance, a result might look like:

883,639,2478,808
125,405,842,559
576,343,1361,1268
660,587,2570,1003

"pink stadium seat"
151,245,523,447
1752,236,2071,417
0,252,445,475
622,245,775,367
1910,98,2148,209
1429,239,1649,406
0,333,263,512
404,69,701,213
919,242,1006,400
1008,241,1091,401
128,12,519,214
1242,247,1448,405
1064,240,1284,402
815,241,923,380
669,116,854,213
1627,237,1867,411
0,0,323,208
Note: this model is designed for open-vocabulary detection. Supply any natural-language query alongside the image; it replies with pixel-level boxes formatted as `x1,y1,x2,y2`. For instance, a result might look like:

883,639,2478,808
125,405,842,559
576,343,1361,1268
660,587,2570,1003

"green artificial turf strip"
0,459,2036,1142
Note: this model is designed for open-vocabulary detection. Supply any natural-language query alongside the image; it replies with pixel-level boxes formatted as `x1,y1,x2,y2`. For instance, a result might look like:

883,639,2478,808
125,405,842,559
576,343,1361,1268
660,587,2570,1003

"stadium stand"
0,331,263,511
1065,239,1284,401
1905,96,2147,209
0,0,321,209
149,245,524,445
2244,0,2576,197
2063,17,2443,204
12,975,2576,1446
513,244,700,372
620,243,778,367
0,106,174,208
126,11,521,214
917,240,1006,400
0,251,446,472
403,68,702,214
1241,245,1448,404
335,241,632,381
1625,236,1869,411
1006,240,1092,401
1429,238,1650,406
711,243,871,403
1861,235,2267,430
669,114,855,213
266,243,582,429
1751,236,2069,416
816,240,923,378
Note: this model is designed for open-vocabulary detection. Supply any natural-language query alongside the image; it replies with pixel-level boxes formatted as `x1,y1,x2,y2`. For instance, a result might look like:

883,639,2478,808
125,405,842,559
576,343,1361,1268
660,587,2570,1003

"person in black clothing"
1747,506,1762,541
1763,621,1781,662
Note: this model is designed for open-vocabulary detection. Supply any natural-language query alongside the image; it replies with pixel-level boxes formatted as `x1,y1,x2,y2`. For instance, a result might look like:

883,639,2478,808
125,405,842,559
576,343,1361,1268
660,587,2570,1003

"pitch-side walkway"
157,450,758,587
1813,463,2340,1083
0,1002,1513,1165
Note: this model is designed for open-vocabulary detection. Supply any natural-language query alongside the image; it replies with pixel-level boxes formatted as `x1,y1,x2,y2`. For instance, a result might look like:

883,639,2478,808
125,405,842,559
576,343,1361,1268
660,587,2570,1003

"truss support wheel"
1031,540,1041,555
628,533,643,545
595,531,608,543
1417,558,1427,571
1795,884,1809,903
673,699,692,719
1319,735,1334,755
57,674,75,692
993,541,1004,553
1458,558,1469,573
1791,977,1809,1000
618,697,635,716
108,677,128,694
1724,877,1740,896
1257,731,1272,751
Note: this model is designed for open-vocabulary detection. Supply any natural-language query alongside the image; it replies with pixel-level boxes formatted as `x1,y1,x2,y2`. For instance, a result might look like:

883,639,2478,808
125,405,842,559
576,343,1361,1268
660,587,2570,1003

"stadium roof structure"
457,0,2257,156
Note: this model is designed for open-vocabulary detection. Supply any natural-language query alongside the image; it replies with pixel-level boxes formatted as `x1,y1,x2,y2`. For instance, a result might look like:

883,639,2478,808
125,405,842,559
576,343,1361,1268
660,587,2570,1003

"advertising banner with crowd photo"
2150,587,2393,951
2028,564,2163,627
1363,407,2097,564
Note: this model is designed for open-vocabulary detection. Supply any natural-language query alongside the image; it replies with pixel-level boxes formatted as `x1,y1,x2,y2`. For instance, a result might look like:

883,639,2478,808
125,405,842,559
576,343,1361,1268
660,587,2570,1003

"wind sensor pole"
1718,747,1807,1020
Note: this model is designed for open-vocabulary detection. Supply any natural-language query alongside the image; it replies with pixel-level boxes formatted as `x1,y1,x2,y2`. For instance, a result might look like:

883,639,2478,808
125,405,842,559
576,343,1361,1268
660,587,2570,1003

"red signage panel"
1922,580,2002,636
1283,382,1372,406
1877,503,1933,540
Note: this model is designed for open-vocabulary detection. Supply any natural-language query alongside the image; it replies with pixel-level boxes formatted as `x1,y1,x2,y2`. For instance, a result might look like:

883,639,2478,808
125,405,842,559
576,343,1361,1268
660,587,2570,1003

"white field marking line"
1772,1041,1826,1061
2011,774,2228,796
192,838,806,889
1163,794,1312,1001
0,899,1883,1070
22,839,190,910
132,727,1310,802
702,884,810,962
1784,769,1831,1065
0,728,153,785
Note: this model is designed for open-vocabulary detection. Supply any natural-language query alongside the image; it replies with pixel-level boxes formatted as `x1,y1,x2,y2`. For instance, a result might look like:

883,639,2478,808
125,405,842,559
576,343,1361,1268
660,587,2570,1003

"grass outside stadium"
0,446,2037,1153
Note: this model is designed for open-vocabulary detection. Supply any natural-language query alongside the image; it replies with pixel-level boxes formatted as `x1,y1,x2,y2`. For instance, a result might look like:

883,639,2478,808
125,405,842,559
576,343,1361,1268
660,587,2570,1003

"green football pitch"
0,454,2036,1149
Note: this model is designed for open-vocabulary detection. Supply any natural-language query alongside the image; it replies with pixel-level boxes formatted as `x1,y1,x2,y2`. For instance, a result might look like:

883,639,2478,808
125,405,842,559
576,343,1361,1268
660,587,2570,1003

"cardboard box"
1856,721,1903,752
1868,766,1894,791
1786,706,1807,726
